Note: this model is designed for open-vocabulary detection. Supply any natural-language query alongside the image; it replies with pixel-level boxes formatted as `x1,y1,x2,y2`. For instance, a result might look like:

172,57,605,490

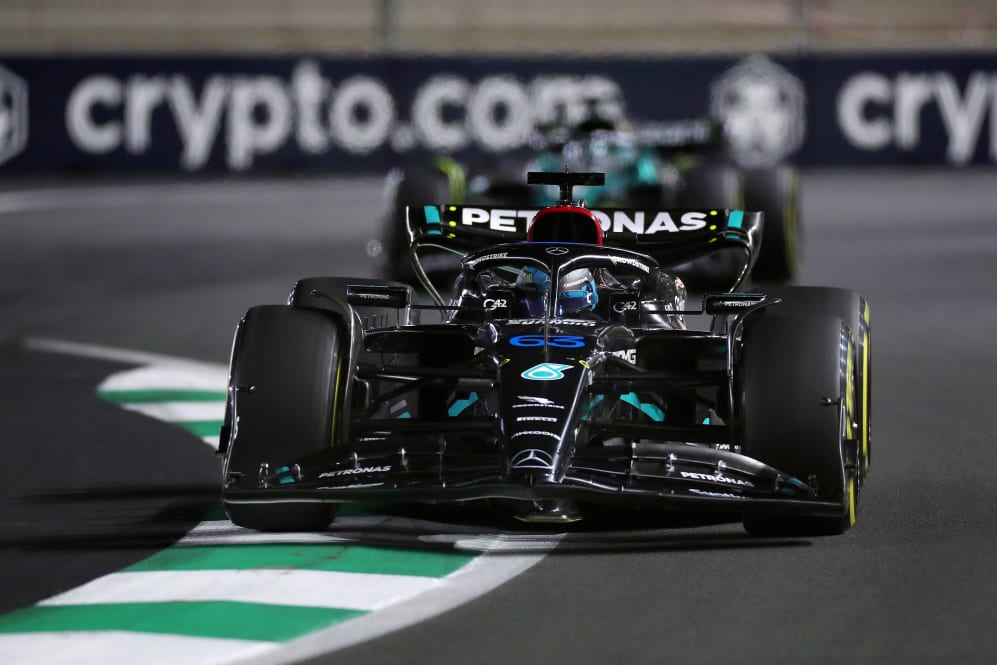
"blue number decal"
549,335,585,348
510,335,586,348
510,335,545,347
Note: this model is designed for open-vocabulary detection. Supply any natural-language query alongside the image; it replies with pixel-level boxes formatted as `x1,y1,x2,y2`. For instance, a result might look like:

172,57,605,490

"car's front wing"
223,440,845,518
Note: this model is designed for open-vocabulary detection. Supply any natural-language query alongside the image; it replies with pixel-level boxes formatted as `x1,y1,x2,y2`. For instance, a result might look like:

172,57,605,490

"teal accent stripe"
620,392,665,422
424,205,443,235
99,389,227,404
0,602,364,642
127,544,476,577
727,209,745,229
583,394,605,417
447,392,479,417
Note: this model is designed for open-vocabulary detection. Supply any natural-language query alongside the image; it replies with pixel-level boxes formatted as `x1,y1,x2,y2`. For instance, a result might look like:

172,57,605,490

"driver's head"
515,266,550,317
557,268,598,316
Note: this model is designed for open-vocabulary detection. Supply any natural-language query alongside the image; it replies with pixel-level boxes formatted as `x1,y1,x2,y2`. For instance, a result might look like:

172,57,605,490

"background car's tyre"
676,164,742,210
743,166,800,283
756,286,872,476
222,305,343,531
739,314,856,537
382,165,451,283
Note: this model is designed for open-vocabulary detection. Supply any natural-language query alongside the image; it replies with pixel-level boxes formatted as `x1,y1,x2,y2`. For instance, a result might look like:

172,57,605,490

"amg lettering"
609,349,637,363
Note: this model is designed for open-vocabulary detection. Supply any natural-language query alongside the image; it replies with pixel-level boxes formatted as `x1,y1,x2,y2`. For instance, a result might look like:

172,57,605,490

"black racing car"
221,172,870,537
374,114,800,286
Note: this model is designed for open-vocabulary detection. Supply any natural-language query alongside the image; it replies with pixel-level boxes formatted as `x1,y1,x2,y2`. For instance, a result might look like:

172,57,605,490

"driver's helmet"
514,266,550,317
515,266,598,316
557,267,599,315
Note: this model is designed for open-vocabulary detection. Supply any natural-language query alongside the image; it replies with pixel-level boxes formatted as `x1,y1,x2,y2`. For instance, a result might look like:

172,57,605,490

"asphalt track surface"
1,170,995,664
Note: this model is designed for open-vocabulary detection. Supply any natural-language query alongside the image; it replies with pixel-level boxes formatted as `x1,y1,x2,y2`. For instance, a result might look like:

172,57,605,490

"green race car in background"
375,114,800,285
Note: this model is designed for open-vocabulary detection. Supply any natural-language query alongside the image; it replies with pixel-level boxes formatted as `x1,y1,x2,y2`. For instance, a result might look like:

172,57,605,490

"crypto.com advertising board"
0,53,995,174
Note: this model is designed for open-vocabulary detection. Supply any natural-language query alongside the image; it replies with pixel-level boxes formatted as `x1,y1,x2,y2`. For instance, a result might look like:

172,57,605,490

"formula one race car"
374,114,800,286
221,172,870,537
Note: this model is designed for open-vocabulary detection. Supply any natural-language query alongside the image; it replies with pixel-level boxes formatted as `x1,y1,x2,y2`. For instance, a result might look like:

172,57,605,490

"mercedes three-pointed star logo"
510,448,555,469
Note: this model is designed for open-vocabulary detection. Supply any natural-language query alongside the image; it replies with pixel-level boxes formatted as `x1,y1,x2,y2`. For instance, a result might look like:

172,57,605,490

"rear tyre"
222,305,343,531
739,314,856,537
743,166,800,283
676,164,742,210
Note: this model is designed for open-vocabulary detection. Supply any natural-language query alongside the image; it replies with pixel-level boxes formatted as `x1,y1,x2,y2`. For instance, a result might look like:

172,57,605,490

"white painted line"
26,338,228,374
40,570,440,612
420,532,567,553
0,631,276,665
0,182,355,216
98,363,229,391
178,520,358,546
121,402,225,422
177,519,564,551
237,540,563,665
11,338,561,664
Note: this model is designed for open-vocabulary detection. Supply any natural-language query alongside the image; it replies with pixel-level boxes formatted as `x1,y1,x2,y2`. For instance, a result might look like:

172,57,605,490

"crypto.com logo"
0,62,28,167
710,55,805,168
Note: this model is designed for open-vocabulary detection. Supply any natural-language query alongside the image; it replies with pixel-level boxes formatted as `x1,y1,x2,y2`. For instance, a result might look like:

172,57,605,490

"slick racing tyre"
743,166,800,283
756,286,872,477
676,164,742,210
675,164,745,290
739,314,857,537
382,165,451,283
222,305,343,531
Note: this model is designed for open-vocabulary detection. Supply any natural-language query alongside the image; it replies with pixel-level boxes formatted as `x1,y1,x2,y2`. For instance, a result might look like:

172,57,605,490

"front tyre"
740,314,857,537
222,305,343,531
757,286,872,477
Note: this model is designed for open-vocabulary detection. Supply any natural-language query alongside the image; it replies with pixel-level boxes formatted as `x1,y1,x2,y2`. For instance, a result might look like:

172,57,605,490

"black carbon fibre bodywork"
222,173,867,529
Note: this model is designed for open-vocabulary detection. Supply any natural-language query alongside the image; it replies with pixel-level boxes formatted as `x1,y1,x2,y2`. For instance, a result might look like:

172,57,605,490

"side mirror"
702,292,769,316
346,285,410,308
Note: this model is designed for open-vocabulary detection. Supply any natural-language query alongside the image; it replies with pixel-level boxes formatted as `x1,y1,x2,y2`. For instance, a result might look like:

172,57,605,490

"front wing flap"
223,439,843,517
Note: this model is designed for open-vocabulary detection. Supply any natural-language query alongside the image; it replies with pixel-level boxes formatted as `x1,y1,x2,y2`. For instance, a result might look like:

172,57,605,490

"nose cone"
507,446,558,484
499,329,594,484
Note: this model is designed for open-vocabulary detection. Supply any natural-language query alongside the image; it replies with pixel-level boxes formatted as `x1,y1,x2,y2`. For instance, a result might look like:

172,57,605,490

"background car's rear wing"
634,118,723,152
406,204,762,294
540,116,721,153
